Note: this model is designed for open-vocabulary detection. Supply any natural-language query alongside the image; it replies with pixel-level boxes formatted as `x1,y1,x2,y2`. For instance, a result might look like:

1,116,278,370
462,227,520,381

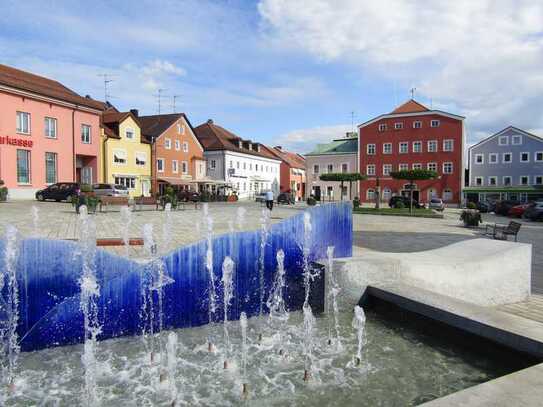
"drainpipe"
72,108,76,181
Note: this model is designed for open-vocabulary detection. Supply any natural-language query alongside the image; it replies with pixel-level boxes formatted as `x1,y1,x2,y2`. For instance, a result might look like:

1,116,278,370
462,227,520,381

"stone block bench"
99,196,130,212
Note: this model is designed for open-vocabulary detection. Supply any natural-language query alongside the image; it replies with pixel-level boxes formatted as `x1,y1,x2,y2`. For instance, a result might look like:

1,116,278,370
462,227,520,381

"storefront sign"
0,135,33,147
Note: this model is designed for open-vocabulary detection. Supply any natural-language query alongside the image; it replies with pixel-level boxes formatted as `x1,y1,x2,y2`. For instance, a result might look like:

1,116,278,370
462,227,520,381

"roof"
305,137,358,156
391,99,430,114
139,114,184,141
193,120,280,161
270,147,306,169
101,110,149,144
469,126,543,151
0,64,106,111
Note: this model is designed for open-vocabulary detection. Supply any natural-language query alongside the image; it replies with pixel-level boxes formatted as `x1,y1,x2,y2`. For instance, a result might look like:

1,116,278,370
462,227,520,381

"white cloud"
274,124,352,153
258,0,543,141
141,60,186,77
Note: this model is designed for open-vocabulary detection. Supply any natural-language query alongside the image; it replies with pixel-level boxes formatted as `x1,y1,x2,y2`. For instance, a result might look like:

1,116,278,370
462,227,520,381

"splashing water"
141,224,156,360
302,211,312,305
203,205,217,349
266,250,288,354
301,211,316,380
221,256,235,367
326,246,342,350
1,225,20,389
302,303,316,381
236,206,246,231
259,209,271,318
120,206,132,257
31,206,40,237
240,312,248,398
352,305,366,365
78,206,102,406
162,203,172,255
166,332,178,404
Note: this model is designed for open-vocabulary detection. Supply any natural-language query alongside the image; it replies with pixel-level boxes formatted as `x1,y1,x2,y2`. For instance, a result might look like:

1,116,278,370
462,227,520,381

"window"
535,176,543,185
44,117,57,138
249,163,253,170
383,143,392,154
172,160,179,173
413,141,422,153
503,176,512,186
367,144,376,155
383,164,392,176
229,160,233,169
520,152,530,163
503,152,512,163
157,158,165,172
125,128,134,140
327,164,334,173
182,161,188,174
399,142,408,154
475,154,484,164
488,176,497,186
175,140,181,151
378,123,387,132
412,163,422,170
255,164,259,171
498,136,508,146
413,121,422,129
16,111,31,134
17,149,31,183
366,189,375,200
243,162,247,170
399,163,408,171
237,161,240,169
114,176,136,189
135,152,146,166
177,124,184,134
512,135,522,145
383,187,392,200
366,164,375,176
210,160,216,169
113,149,127,165
341,163,348,173
81,124,91,144
430,120,440,127
394,122,403,130
165,138,171,149
183,142,189,153
427,162,437,172
313,164,319,174
443,189,452,201
520,176,529,185
536,151,543,162
427,140,437,152
489,153,498,164
443,162,453,174
45,152,57,184
443,139,454,152
475,177,483,186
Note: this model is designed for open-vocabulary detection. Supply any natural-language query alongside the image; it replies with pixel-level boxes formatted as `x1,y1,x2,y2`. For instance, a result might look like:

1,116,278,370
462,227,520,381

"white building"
194,120,281,199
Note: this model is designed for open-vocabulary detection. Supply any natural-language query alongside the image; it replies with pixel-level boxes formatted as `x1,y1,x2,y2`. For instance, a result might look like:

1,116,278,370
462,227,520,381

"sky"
1,0,542,153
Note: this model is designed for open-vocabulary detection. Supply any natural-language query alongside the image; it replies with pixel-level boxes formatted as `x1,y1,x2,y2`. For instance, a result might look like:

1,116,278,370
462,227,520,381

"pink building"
0,64,104,199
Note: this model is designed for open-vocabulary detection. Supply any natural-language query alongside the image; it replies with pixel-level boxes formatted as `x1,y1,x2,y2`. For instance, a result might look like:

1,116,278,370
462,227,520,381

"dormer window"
413,121,422,129
125,128,134,140
394,122,403,130
238,140,243,148
378,123,387,132
430,120,440,127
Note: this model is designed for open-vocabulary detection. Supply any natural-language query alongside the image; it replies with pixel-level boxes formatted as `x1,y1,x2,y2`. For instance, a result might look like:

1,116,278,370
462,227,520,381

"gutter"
72,108,76,181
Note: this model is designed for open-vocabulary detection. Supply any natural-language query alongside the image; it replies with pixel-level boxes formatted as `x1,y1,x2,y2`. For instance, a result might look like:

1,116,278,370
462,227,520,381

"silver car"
92,183,129,197
428,197,445,211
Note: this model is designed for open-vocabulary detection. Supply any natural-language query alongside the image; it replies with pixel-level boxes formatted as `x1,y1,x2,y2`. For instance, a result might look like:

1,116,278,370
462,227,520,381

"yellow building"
99,110,151,197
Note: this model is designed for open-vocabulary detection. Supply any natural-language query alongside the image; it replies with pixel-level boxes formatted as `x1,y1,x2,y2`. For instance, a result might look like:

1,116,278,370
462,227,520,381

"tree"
389,169,438,213
319,172,367,201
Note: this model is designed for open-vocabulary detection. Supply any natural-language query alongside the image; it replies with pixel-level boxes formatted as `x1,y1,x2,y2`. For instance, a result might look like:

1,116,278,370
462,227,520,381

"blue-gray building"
465,126,543,203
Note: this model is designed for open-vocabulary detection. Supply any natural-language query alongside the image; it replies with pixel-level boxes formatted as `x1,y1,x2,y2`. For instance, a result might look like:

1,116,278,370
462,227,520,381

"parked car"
35,182,79,202
508,203,531,218
388,195,422,209
494,200,520,216
92,183,128,197
277,192,295,205
523,201,543,221
428,198,445,212
476,200,495,213
178,190,200,202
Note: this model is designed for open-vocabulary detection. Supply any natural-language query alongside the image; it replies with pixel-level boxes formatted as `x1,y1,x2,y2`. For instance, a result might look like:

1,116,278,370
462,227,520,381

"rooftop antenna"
172,95,182,113
410,87,417,100
156,88,167,114
350,111,355,134
97,73,115,102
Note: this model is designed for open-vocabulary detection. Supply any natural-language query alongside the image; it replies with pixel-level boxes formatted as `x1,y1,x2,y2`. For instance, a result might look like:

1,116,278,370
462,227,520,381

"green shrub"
80,184,93,193
467,202,477,210
460,209,481,227
395,201,405,209
0,180,7,201
353,196,360,209
307,196,317,206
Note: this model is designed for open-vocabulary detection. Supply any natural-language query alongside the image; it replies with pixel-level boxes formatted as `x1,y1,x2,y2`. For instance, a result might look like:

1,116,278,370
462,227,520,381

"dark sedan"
388,195,422,209
35,182,79,202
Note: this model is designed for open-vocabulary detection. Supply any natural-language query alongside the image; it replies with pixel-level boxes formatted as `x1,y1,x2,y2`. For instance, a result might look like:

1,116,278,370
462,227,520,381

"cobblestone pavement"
0,200,306,258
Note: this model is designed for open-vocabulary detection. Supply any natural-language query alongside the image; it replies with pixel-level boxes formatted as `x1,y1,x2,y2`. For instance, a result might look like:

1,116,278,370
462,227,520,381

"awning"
249,176,269,182
158,177,192,185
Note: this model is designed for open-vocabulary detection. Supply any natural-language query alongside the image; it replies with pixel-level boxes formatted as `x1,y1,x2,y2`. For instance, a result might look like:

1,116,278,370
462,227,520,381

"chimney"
85,95,92,99
274,146,282,151
207,119,214,125
130,109,139,117
248,142,252,150
257,144,261,152
238,140,243,148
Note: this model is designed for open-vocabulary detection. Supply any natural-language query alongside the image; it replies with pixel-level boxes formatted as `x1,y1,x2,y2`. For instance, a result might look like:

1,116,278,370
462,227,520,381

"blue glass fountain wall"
0,202,352,351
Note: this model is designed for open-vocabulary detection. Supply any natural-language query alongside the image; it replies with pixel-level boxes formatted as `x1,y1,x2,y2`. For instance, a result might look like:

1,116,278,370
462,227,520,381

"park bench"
485,221,522,242
99,196,130,212
133,196,160,211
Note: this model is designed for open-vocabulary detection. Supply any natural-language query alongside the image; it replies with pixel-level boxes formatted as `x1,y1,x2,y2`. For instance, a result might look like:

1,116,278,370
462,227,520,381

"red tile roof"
0,64,106,110
101,110,149,144
391,99,430,114
194,120,280,160
270,147,306,169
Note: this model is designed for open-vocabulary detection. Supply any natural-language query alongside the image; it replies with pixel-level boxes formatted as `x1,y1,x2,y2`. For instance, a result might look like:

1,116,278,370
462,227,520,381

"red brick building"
270,146,306,201
358,100,465,205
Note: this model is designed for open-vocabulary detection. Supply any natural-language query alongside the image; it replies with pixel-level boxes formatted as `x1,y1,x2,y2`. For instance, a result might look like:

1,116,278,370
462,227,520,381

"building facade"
270,146,306,201
100,110,151,197
465,126,543,203
358,100,465,205
0,64,102,199
305,134,358,201
139,113,205,196
194,120,281,199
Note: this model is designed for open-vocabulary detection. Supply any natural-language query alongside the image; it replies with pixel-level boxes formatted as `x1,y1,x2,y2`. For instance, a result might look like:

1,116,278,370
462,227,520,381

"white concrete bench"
333,238,532,308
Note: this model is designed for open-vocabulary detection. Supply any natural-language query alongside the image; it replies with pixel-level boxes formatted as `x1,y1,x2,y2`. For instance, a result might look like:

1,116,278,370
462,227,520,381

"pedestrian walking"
265,190,274,211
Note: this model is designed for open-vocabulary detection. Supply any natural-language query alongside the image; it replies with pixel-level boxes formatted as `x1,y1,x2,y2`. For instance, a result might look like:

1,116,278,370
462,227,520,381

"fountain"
31,206,39,237
240,312,248,399
120,206,132,257
326,246,342,350
266,249,288,355
203,203,218,352
257,209,271,341
221,256,235,369
162,203,172,254
352,305,366,366
236,206,246,231
166,332,178,405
